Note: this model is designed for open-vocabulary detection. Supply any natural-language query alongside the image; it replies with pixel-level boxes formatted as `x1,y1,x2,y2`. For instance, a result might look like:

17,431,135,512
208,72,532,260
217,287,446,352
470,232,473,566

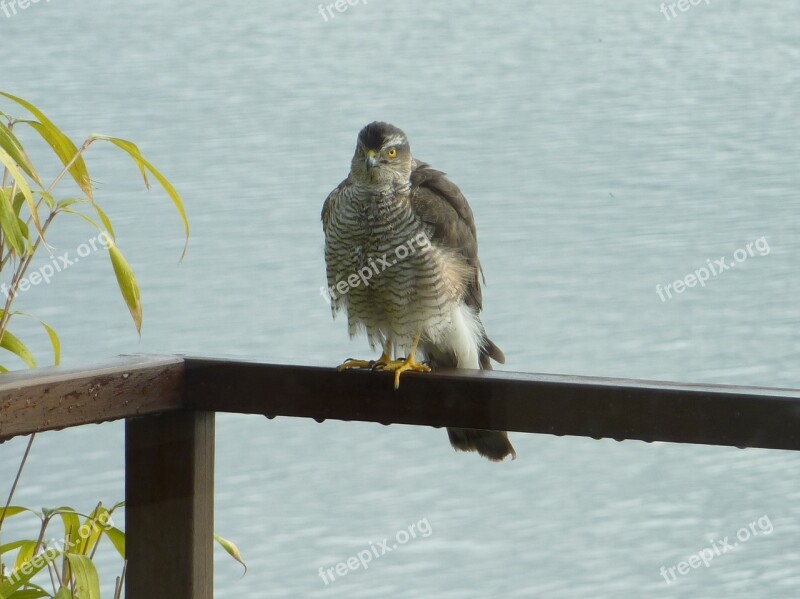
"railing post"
125,411,215,599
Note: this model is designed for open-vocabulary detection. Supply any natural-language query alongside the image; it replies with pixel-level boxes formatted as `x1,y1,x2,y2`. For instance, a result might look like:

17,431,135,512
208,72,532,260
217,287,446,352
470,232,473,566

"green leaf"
0,187,27,255
64,554,101,599
0,330,36,368
90,135,189,259
53,588,73,599
214,533,247,574
54,508,81,553
91,202,116,241
0,91,93,200
34,190,55,211
103,527,125,560
55,197,88,210
0,540,32,557
10,312,61,366
11,188,25,215
0,506,35,520
12,541,37,572
89,135,148,185
78,505,109,556
39,320,60,366
10,189,33,238
7,588,50,599
25,119,90,198
108,245,142,334
59,207,100,230
0,122,41,186
0,148,40,244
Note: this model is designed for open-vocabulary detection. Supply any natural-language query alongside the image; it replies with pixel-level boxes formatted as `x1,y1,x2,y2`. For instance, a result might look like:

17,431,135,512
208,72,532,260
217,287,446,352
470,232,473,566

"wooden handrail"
185,356,800,451
0,355,184,442
3,354,800,450
2,354,800,599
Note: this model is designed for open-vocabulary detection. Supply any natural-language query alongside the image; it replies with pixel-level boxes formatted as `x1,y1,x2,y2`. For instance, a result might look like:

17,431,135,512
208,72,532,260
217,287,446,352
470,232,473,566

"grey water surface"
1,1,798,597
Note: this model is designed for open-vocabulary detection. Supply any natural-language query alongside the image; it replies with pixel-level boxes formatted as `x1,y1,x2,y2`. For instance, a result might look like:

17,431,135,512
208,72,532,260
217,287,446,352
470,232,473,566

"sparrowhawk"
321,122,515,462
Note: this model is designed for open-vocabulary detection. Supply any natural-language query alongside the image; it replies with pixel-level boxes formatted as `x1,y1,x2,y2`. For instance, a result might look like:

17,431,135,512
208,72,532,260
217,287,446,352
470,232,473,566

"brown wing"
409,159,484,311
409,159,505,366
321,176,353,314
321,176,350,232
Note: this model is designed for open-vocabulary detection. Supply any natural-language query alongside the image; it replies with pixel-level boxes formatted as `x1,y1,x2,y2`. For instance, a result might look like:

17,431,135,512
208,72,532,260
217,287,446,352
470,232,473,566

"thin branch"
113,561,127,599
46,138,93,195
0,433,35,532
86,501,103,558
0,433,35,582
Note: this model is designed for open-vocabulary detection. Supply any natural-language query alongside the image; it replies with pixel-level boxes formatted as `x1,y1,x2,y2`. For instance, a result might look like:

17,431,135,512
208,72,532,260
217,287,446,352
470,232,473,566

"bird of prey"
321,122,515,462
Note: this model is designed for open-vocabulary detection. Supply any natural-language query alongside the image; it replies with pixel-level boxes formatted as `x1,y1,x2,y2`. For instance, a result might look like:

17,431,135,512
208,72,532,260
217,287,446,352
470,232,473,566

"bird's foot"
337,358,375,371
373,355,431,389
337,351,392,372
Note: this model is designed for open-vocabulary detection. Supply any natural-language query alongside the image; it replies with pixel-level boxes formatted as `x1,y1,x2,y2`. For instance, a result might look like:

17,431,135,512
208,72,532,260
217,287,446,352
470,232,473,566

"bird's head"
350,121,413,187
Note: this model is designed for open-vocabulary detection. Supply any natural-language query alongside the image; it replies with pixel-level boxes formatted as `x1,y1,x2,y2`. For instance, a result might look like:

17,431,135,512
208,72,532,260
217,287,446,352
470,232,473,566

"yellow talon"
336,334,430,388
378,355,431,389
337,358,374,371
373,332,430,389
337,345,392,371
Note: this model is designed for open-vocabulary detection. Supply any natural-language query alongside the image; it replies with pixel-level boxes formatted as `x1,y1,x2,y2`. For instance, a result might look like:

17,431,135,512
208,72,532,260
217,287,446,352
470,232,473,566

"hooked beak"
366,149,379,170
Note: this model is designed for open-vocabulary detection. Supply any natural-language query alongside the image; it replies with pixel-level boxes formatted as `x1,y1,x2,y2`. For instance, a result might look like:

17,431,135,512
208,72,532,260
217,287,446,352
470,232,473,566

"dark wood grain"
184,357,800,451
126,411,215,599
0,355,185,442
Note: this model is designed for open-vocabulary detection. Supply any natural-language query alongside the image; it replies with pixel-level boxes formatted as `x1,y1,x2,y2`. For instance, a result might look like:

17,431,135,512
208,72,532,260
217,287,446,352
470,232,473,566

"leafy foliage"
0,91,190,368
0,502,125,599
0,93,248,598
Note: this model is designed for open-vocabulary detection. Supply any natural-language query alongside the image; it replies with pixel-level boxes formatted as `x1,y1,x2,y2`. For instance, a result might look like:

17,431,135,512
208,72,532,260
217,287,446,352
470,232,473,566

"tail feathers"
480,337,505,369
424,322,515,462
448,427,516,462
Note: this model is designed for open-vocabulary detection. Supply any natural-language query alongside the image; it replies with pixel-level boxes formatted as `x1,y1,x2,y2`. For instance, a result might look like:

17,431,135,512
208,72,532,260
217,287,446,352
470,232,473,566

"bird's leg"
370,339,393,370
373,331,431,389
337,340,392,371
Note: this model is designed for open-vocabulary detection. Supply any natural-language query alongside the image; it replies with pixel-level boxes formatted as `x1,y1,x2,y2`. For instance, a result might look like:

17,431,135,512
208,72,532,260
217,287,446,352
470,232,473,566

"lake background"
1,1,799,597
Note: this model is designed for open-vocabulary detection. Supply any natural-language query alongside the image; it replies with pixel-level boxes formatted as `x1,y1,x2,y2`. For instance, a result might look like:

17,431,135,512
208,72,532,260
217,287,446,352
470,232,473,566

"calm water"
2,1,799,597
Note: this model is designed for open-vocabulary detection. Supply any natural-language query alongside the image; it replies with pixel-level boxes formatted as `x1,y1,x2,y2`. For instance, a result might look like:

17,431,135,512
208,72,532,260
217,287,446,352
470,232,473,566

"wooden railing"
2,355,799,598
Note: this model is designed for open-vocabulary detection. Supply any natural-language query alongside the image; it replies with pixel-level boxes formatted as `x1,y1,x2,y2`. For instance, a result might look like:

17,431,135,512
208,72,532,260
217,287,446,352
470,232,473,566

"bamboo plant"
0,91,243,598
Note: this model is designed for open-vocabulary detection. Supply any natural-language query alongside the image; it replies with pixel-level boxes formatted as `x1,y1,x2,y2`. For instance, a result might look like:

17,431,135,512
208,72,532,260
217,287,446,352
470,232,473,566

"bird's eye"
387,148,397,158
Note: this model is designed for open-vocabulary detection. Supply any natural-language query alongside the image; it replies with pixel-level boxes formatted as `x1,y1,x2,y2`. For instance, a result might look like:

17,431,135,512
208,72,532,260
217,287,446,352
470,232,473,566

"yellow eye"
387,148,397,158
